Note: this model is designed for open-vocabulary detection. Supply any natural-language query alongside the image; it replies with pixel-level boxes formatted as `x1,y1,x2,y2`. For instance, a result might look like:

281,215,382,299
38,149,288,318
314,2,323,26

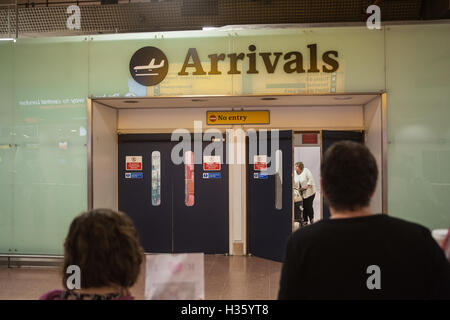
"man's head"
321,141,378,212
295,162,304,175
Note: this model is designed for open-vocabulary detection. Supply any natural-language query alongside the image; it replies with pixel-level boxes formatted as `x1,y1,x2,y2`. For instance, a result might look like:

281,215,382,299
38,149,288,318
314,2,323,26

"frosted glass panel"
151,151,161,206
185,151,195,207
275,150,282,210
88,33,232,97
231,27,385,95
11,38,89,254
1,25,449,255
0,42,14,253
385,24,450,230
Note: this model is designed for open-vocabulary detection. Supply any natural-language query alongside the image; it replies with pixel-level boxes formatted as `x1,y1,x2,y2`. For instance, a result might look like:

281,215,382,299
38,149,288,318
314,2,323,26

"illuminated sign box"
207,111,270,125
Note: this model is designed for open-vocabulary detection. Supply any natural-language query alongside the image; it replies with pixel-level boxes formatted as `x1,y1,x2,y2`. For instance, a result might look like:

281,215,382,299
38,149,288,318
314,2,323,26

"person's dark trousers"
294,201,302,222
302,193,315,223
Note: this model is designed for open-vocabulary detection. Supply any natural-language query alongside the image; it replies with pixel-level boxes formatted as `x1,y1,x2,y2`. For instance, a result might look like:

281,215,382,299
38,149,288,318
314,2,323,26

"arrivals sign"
207,111,270,125
130,47,169,86
130,44,339,87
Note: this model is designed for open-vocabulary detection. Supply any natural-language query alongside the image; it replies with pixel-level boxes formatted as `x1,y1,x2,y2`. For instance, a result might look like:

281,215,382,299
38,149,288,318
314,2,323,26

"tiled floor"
0,255,282,300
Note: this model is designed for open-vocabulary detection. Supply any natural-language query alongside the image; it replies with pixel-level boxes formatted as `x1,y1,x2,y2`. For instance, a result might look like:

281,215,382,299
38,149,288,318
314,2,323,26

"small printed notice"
145,253,204,300
126,156,142,171
254,155,268,171
207,111,270,125
203,155,221,171
254,172,268,179
203,172,221,179
125,172,143,179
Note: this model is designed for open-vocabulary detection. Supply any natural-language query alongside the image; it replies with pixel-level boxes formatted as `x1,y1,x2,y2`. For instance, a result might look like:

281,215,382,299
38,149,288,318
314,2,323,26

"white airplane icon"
134,58,165,76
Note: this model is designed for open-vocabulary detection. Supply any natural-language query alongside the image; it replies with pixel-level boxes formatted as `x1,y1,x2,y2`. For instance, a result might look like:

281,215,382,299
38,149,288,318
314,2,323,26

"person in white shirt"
295,162,316,224
293,173,303,227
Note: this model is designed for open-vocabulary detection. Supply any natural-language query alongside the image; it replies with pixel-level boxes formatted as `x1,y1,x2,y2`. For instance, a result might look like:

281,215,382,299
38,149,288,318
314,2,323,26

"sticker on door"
203,172,221,179
203,155,221,171
126,156,143,171
254,172,268,179
254,155,268,171
125,172,143,179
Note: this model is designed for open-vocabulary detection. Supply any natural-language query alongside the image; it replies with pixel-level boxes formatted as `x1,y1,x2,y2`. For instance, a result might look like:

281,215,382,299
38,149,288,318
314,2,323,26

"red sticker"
302,133,318,144
253,155,267,171
203,156,221,171
126,156,143,171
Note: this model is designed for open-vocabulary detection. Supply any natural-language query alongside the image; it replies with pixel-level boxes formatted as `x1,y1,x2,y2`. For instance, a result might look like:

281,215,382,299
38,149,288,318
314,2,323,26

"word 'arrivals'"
178,44,339,76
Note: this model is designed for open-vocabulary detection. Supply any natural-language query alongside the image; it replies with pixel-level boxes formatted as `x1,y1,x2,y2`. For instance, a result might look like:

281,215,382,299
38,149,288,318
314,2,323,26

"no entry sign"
203,155,221,171
126,156,143,171
253,155,267,171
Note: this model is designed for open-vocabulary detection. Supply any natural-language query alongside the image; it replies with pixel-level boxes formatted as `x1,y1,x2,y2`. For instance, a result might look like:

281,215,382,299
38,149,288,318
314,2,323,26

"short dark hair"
321,141,378,211
62,209,144,290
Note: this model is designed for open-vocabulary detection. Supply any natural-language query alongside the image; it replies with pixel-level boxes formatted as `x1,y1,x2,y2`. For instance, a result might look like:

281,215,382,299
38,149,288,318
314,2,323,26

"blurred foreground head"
321,141,378,212
63,208,143,290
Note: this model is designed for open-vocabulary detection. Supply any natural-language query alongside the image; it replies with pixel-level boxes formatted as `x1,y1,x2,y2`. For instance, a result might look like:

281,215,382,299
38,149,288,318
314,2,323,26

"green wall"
0,24,449,254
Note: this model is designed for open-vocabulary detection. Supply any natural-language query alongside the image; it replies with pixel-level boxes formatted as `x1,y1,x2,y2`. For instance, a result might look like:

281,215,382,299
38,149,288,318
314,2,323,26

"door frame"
88,92,388,256
293,131,322,222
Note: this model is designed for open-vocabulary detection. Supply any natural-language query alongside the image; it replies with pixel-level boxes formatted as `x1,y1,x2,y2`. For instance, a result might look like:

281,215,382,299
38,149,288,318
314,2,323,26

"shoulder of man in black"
279,214,450,300
289,214,433,245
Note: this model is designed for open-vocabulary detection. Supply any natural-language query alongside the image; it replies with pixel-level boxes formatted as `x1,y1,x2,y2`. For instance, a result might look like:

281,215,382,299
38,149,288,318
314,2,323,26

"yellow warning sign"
207,111,270,125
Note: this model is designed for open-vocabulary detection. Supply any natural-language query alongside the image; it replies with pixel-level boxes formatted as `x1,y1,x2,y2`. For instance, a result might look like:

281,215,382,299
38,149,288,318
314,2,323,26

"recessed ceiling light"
124,100,138,103
261,97,277,101
334,96,353,100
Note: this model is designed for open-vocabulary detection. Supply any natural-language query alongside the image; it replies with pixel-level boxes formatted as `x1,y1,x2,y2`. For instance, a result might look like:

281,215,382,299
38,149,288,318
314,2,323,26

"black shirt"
278,214,450,300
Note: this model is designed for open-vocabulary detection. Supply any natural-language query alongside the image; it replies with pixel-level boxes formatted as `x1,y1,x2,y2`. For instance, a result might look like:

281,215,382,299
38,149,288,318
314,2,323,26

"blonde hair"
295,162,304,170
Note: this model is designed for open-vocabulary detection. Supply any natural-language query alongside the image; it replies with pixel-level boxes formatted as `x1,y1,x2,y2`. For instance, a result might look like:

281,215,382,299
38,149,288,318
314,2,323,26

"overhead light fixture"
202,27,218,31
334,96,353,100
0,38,15,42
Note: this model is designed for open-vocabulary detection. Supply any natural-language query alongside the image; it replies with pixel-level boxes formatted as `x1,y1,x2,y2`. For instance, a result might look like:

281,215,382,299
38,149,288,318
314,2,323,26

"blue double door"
118,134,229,254
246,130,365,262
247,130,293,262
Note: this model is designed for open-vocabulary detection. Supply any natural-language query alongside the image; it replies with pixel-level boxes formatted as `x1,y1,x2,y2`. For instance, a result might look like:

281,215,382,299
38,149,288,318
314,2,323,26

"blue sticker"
125,172,143,179
254,172,268,179
203,172,221,179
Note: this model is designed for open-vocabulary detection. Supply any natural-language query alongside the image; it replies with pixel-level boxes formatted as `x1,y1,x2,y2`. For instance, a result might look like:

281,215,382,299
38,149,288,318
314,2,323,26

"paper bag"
145,253,205,300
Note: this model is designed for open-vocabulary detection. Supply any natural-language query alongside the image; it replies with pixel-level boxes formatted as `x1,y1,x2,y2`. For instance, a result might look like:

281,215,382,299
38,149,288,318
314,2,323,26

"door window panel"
151,151,161,206
275,150,283,210
185,151,195,206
